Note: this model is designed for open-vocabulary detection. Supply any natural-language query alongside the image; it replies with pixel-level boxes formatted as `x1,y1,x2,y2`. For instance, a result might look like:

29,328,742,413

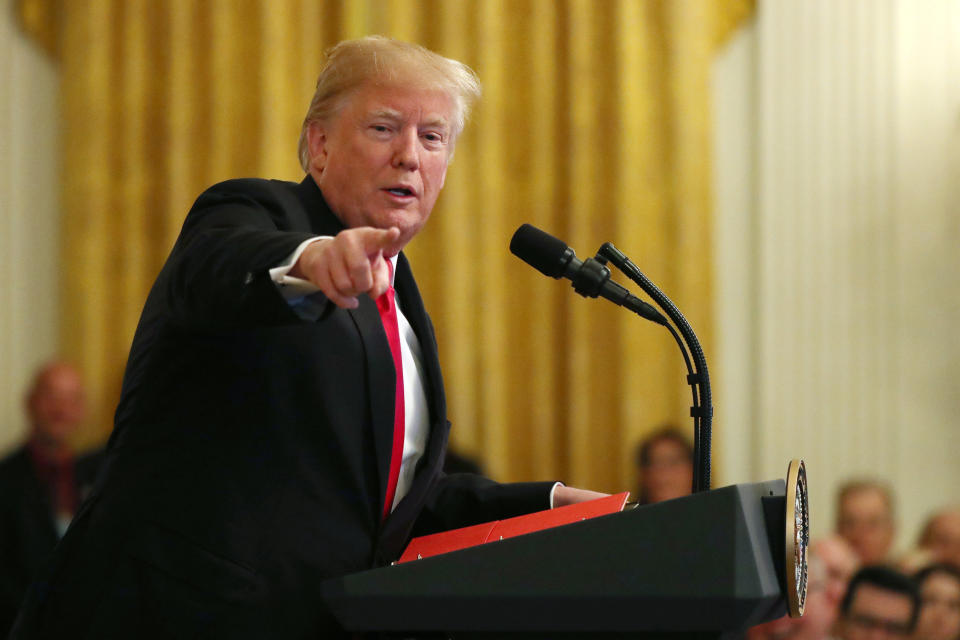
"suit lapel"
394,253,446,424
346,297,396,521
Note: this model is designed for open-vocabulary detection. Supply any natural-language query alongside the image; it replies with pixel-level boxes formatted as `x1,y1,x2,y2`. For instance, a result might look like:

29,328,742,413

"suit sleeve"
411,472,557,536
160,180,319,328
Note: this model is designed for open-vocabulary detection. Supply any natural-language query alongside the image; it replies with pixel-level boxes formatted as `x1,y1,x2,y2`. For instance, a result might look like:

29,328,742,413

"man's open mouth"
385,187,414,197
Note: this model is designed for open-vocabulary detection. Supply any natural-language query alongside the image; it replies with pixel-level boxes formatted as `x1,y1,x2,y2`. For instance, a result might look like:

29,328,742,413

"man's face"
307,82,454,255
639,439,693,504
27,364,85,448
745,551,840,640
924,511,960,568
915,572,960,640
814,536,861,611
837,488,894,564
837,584,914,640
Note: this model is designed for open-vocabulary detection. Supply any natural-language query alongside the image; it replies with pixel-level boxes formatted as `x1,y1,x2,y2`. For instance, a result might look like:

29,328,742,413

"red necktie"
378,262,405,520
28,442,78,518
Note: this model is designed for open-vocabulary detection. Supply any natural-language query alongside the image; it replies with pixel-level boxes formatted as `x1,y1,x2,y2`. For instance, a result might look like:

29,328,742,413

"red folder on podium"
398,491,630,563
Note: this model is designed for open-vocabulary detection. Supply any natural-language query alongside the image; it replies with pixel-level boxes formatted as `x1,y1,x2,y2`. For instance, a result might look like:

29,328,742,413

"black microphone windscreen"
510,224,569,278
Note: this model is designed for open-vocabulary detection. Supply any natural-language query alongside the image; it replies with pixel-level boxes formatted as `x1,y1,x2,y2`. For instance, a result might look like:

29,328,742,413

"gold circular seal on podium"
785,459,809,617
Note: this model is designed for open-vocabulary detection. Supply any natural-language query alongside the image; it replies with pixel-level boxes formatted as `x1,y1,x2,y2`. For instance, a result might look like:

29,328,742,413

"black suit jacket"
11,176,552,639
0,446,102,637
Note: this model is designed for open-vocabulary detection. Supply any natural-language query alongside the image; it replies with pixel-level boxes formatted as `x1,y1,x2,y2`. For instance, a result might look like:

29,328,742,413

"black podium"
321,478,797,638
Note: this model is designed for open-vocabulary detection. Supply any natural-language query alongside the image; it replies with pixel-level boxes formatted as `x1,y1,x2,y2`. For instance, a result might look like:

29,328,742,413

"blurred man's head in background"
836,480,895,565
813,536,861,618
835,566,919,640
25,361,86,455
746,537,859,640
919,508,960,571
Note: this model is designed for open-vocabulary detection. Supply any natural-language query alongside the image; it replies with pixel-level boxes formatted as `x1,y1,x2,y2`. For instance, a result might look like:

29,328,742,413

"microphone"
510,224,667,325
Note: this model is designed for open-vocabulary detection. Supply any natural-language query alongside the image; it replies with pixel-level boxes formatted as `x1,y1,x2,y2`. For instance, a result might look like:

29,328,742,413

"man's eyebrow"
421,115,450,130
368,108,402,120
366,108,450,131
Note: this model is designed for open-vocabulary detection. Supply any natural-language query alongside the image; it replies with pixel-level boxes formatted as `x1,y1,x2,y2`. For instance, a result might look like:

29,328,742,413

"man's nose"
392,129,420,170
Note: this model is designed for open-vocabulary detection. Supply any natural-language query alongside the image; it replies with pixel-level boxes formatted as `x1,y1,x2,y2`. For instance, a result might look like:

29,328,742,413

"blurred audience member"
836,480,896,565
0,361,103,635
835,566,919,640
813,535,861,621
633,426,693,504
913,563,960,640
919,509,960,571
747,537,854,640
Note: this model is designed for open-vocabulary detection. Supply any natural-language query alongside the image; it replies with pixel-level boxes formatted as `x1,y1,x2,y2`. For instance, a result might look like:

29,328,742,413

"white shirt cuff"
549,481,565,509
268,236,331,299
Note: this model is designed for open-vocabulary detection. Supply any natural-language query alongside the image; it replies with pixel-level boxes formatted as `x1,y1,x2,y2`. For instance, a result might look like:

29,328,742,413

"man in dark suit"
0,361,102,635
11,36,601,638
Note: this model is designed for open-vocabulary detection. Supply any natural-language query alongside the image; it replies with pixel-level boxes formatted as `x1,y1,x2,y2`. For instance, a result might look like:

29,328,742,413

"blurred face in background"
923,511,960,570
746,553,836,640
837,487,895,565
837,584,914,640
814,536,861,616
638,437,693,504
914,571,960,640
26,363,86,452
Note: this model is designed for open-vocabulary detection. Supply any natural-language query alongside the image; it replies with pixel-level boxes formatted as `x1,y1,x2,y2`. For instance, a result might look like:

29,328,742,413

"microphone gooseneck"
510,224,713,493
598,241,712,493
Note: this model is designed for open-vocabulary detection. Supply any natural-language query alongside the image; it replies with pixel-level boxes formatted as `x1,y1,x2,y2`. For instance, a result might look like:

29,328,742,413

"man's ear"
306,121,328,174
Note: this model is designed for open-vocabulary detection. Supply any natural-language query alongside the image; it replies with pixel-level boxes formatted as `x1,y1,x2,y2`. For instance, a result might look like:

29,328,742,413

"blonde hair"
297,36,481,171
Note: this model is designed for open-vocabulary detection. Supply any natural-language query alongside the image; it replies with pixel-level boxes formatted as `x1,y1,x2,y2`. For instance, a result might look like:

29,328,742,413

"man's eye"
423,132,444,143
371,125,390,133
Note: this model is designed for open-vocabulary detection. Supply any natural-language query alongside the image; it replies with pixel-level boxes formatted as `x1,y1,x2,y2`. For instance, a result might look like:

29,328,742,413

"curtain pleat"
17,0,752,493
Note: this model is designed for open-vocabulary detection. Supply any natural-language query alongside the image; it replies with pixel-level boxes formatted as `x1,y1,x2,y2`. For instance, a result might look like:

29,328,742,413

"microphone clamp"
570,256,614,299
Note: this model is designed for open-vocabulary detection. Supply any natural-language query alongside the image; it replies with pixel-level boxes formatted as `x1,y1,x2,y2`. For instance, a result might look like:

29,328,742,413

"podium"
321,475,806,639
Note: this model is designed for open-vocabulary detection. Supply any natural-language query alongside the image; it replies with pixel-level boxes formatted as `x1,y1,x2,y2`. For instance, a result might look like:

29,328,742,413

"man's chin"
383,231,413,257
381,217,426,251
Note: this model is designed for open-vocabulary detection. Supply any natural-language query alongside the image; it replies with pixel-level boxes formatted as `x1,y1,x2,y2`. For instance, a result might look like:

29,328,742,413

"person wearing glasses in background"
834,566,919,640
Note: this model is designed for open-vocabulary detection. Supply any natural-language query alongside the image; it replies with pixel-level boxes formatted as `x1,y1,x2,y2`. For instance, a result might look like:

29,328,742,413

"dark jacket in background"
0,446,102,636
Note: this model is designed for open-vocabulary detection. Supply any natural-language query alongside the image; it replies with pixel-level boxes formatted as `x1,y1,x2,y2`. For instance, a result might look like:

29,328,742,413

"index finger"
358,226,401,253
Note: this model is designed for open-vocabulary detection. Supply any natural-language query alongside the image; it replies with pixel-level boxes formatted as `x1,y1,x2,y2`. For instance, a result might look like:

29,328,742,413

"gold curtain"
18,0,752,493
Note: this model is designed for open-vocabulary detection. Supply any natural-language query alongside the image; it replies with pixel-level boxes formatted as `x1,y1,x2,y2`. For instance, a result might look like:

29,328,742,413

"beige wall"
713,0,960,550
0,13,60,455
